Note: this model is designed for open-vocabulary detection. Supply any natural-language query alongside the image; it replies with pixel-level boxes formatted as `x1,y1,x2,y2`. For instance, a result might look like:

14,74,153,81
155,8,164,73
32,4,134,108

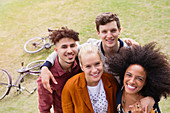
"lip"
126,84,136,91
66,54,74,59
106,38,114,44
91,72,100,78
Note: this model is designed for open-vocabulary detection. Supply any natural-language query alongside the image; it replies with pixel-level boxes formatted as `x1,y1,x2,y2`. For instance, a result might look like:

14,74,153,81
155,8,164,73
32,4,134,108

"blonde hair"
78,44,101,66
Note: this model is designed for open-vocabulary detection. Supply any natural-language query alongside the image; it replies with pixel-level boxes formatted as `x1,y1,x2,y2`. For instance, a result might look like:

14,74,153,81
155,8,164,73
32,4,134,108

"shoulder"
152,102,161,113
102,73,119,86
64,72,84,89
119,38,130,48
86,38,101,46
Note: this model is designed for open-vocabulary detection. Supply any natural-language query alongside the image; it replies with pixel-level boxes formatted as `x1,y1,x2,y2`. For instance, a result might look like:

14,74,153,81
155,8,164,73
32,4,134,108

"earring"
121,85,124,91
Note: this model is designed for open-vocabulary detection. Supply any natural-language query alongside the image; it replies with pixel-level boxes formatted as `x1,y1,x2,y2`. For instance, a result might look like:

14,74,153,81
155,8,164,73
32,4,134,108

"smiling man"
37,27,81,113
40,12,155,112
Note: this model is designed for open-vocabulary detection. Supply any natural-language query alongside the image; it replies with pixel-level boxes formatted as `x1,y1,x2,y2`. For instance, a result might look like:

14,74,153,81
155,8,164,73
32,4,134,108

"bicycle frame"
1,63,41,98
24,28,54,54
43,36,54,49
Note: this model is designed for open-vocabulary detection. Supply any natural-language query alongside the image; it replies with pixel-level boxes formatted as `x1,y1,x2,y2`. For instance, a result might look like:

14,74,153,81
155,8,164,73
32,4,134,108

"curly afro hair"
107,42,170,101
50,27,79,45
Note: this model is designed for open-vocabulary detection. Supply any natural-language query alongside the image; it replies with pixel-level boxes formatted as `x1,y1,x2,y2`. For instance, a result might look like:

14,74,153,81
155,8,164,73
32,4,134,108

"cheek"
123,76,128,83
138,81,145,89
73,48,77,53
113,32,119,37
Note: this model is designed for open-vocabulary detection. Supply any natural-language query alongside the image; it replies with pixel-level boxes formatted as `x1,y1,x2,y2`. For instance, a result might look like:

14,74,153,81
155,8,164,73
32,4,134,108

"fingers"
144,105,148,113
43,82,53,93
140,96,154,113
41,66,54,93
50,74,58,85
124,40,132,46
130,102,144,113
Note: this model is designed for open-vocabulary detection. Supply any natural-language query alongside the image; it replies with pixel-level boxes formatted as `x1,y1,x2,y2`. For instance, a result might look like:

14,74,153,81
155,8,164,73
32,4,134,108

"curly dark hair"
50,27,79,44
95,12,121,32
107,42,170,101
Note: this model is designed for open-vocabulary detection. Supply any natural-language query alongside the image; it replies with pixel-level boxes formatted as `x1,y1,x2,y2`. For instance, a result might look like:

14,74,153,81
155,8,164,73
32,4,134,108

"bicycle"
0,60,45,100
24,28,54,54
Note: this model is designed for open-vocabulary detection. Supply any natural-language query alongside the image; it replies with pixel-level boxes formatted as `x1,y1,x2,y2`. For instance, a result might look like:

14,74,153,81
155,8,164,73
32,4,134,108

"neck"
122,90,143,112
103,41,120,57
58,57,73,72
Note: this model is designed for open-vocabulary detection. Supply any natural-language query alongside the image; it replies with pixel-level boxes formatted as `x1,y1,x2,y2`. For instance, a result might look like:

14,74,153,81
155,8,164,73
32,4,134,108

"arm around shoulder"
46,51,58,66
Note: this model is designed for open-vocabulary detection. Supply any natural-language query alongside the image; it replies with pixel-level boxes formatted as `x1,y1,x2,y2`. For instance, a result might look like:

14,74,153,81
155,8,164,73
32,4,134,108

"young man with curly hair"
37,27,81,113
40,12,155,112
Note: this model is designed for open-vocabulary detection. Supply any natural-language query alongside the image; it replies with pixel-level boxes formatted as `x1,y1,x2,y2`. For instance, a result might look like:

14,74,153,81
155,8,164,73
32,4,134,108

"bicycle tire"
0,69,12,100
24,37,46,53
18,72,39,94
26,60,45,75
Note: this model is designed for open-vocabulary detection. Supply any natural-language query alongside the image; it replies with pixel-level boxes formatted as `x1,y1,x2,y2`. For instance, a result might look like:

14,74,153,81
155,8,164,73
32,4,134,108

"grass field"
0,0,169,112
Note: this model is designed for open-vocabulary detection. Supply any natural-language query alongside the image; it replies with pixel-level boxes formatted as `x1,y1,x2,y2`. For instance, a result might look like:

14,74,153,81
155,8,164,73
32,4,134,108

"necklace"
121,91,142,113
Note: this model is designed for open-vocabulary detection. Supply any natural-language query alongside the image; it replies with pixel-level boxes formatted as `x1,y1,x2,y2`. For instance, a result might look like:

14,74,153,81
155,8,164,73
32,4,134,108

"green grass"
0,0,169,112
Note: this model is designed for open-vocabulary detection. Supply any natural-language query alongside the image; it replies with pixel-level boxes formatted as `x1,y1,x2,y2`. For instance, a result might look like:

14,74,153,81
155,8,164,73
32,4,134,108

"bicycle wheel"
26,60,45,75
0,69,12,100
19,73,39,94
24,37,46,53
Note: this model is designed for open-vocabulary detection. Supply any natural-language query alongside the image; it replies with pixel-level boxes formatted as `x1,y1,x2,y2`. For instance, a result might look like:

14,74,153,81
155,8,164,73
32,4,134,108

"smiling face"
55,38,77,65
80,53,103,86
123,64,146,95
98,21,120,49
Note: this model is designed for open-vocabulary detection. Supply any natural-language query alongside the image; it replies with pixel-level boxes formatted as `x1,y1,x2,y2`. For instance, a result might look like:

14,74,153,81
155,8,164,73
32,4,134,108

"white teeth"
93,74,98,76
128,85,135,89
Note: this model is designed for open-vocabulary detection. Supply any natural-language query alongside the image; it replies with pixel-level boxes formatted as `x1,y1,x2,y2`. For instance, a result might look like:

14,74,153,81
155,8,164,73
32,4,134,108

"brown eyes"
125,73,144,82
101,29,117,34
61,44,76,49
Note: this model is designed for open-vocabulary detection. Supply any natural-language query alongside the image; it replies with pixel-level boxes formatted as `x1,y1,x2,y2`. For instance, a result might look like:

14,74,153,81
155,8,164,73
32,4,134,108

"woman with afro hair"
107,42,170,113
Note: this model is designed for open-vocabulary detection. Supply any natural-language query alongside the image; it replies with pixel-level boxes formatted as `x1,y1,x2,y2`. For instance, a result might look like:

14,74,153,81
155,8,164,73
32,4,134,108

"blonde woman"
61,44,119,113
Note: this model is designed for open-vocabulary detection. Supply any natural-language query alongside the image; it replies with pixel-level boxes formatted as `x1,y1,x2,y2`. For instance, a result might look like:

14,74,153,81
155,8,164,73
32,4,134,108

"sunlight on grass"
0,0,169,112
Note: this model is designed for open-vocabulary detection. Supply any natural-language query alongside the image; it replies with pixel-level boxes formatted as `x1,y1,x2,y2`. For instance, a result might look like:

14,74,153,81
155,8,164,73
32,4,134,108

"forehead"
81,53,101,65
57,37,76,46
99,21,118,31
126,64,146,77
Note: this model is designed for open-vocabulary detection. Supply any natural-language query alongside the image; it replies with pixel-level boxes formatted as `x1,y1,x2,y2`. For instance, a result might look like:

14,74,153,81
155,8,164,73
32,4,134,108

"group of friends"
36,12,170,113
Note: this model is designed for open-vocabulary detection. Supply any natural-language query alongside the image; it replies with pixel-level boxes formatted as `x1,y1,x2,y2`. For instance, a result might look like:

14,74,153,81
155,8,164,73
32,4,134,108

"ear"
54,47,57,52
119,27,121,32
80,63,84,71
118,28,121,35
97,31,100,36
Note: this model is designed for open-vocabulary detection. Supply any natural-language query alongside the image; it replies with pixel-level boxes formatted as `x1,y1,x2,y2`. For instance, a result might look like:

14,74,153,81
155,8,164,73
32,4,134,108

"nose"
67,47,73,53
129,77,135,84
107,31,112,38
91,66,97,73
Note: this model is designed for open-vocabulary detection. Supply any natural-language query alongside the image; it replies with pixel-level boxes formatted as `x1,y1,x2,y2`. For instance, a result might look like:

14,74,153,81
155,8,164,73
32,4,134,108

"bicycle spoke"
19,73,39,94
24,37,45,53
28,39,44,51
26,60,45,75
0,70,11,100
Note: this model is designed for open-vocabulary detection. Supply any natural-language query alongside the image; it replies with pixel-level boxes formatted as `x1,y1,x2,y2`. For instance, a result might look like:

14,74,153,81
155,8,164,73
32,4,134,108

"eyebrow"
126,72,144,79
136,76,144,79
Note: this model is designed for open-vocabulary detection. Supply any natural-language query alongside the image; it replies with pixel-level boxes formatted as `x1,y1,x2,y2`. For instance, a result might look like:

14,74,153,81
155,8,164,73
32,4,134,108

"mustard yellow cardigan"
61,72,119,113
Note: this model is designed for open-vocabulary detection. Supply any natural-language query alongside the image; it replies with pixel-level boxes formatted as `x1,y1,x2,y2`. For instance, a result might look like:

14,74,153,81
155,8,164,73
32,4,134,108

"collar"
54,56,79,77
78,72,112,89
100,38,124,56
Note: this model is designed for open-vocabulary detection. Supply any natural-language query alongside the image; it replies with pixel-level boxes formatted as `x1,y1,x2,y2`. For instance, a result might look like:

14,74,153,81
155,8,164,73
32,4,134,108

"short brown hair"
95,12,120,32
50,27,79,44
